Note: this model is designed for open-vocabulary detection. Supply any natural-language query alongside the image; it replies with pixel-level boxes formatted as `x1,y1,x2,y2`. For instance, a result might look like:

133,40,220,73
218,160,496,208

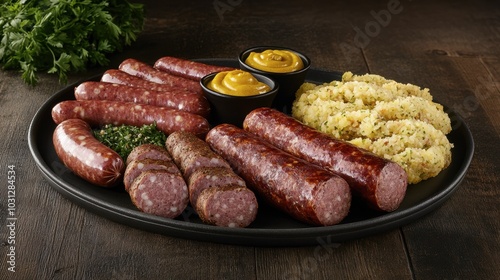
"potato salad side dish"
292,71,453,184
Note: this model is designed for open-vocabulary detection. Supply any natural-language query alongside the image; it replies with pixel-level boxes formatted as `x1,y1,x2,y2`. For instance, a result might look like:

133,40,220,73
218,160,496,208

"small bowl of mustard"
200,69,279,127
238,46,311,113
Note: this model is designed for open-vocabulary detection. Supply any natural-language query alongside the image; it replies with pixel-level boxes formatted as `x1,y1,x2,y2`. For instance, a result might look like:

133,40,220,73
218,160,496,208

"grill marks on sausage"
206,124,351,226
51,100,210,138
154,56,236,81
119,58,202,94
75,81,211,117
166,131,258,228
243,107,408,212
53,119,125,187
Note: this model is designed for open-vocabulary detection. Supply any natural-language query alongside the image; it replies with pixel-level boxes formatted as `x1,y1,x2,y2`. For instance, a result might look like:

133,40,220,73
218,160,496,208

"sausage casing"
206,124,351,226
53,119,125,187
243,107,408,212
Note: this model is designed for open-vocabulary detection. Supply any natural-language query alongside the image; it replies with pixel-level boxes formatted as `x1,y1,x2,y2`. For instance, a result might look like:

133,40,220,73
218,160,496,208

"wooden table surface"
1,0,499,279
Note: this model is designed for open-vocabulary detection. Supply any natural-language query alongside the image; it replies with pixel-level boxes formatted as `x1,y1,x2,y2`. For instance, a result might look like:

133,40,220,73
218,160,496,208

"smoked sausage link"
51,100,210,138
243,107,408,212
154,56,235,81
206,124,351,226
53,119,125,187
101,69,200,96
75,81,211,117
118,58,202,94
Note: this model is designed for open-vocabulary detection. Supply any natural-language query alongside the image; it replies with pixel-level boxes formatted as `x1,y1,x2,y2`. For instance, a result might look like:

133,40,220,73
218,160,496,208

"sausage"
166,131,258,228
118,58,202,94
123,159,181,192
154,56,235,81
243,107,408,212
196,185,258,228
126,144,172,165
206,124,351,226
187,167,246,207
51,100,210,138
101,70,200,95
75,81,211,117
53,119,125,187
165,131,231,179
128,170,189,219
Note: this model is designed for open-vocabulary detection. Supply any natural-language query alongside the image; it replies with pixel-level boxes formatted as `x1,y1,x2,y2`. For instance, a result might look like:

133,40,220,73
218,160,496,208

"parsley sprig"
0,0,144,85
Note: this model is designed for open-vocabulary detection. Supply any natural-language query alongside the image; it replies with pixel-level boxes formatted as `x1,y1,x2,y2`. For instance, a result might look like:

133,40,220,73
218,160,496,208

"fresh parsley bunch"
0,0,144,85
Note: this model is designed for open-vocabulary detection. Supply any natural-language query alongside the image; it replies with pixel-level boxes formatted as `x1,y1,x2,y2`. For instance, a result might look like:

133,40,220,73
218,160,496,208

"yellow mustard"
245,49,304,73
207,70,271,97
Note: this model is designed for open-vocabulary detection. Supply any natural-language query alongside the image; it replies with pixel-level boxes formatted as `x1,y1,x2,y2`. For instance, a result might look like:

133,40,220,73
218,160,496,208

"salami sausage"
154,56,235,81
126,144,172,165
101,69,200,95
206,124,351,226
123,159,181,191
75,81,210,117
51,100,210,138
165,131,230,179
118,58,202,94
243,107,408,212
187,167,246,207
53,119,125,187
196,185,258,228
128,170,189,219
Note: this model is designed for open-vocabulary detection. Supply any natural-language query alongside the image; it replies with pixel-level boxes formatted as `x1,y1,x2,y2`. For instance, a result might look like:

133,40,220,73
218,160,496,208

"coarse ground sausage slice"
126,144,172,165
243,107,408,212
51,100,210,138
101,69,200,96
53,119,125,187
165,131,231,179
118,58,202,94
123,159,181,192
187,167,247,207
206,124,351,226
75,81,210,117
196,185,258,228
128,170,189,219
154,56,235,81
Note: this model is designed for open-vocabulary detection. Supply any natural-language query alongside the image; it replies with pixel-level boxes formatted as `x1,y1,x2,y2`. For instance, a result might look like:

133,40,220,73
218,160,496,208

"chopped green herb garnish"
94,123,167,160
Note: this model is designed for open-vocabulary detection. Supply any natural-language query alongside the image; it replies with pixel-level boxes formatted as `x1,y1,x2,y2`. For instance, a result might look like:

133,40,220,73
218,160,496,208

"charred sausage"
53,119,125,187
206,124,351,226
75,81,211,117
51,100,210,138
118,58,202,94
243,107,408,212
154,56,235,81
